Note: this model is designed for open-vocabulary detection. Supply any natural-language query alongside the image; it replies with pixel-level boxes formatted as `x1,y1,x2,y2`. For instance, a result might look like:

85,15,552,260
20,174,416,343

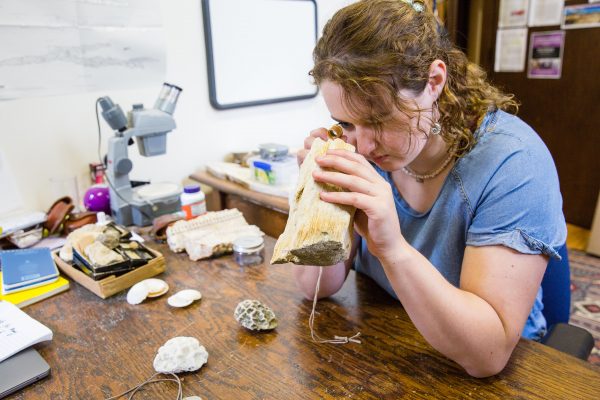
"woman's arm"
293,234,359,300
381,243,546,378
312,148,547,377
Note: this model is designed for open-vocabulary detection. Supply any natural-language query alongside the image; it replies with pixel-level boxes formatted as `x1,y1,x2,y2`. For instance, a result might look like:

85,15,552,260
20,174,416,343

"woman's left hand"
313,149,404,262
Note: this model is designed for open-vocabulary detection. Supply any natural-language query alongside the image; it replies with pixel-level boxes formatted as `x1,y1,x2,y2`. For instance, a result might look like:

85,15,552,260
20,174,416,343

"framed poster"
202,0,318,110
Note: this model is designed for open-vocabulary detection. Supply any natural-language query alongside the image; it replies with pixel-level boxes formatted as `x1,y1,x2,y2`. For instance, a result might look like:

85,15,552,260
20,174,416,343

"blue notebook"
0,248,59,295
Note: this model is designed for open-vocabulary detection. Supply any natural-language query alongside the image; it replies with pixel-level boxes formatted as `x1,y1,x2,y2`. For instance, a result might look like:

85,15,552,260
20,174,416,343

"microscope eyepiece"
154,83,182,115
99,96,128,132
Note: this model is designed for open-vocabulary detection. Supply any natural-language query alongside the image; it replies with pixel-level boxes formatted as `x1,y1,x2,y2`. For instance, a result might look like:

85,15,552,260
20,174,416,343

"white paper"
0,0,165,101
528,0,564,27
494,28,528,72
499,0,530,28
0,301,53,362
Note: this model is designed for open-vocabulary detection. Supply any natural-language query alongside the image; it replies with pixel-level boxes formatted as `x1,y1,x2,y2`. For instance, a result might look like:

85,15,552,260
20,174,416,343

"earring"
430,101,441,135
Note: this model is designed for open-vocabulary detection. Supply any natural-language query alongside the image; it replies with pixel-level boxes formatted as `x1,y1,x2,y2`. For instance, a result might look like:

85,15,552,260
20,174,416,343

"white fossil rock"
166,209,264,261
59,224,105,262
271,138,356,266
153,337,208,374
234,299,278,331
84,241,125,267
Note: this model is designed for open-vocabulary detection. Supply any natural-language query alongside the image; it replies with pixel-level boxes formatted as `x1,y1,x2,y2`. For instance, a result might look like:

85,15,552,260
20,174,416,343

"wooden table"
12,238,600,399
189,170,289,237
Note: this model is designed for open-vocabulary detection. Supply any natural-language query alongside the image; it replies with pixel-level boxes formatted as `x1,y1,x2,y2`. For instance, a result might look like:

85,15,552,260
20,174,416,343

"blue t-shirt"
354,109,567,340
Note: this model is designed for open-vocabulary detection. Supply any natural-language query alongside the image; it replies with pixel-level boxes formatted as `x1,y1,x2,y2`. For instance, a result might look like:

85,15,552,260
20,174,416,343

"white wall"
0,0,352,212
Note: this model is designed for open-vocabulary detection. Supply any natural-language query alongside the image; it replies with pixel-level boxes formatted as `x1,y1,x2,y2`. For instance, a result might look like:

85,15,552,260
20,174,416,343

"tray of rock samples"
53,222,165,299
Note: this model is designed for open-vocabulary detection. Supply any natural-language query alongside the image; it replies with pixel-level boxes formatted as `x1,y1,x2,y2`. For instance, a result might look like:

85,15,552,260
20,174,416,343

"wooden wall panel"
478,0,600,228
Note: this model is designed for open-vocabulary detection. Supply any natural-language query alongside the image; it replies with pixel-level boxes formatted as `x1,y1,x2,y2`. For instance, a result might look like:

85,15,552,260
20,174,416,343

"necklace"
400,148,456,183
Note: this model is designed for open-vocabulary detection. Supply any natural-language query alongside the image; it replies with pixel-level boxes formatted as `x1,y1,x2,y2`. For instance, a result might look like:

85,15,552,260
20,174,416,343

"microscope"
99,83,183,226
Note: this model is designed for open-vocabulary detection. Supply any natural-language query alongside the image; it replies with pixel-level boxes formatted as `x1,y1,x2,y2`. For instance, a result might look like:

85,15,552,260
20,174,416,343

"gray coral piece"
234,299,278,331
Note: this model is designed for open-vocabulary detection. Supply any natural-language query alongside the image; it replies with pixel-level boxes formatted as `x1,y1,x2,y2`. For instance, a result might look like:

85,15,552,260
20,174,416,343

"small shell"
177,289,202,302
183,397,202,400
167,289,202,308
144,278,169,297
167,294,194,308
127,282,150,305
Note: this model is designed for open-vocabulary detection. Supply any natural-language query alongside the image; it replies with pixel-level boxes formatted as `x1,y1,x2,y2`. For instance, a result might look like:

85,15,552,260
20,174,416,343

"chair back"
541,244,571,328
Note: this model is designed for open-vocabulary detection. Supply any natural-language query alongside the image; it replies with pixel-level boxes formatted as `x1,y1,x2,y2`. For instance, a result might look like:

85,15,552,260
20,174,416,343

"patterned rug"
568,249,600,365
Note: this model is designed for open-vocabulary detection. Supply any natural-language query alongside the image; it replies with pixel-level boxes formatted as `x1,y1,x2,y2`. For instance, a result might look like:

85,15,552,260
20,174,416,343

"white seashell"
167,294,194,308
153,337,208,374
183,397,202,400
177,289,202,302
144,278,169,297
127,282,150,305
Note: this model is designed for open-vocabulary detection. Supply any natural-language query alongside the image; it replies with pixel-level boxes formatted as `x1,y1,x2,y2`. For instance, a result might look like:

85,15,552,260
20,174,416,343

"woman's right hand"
297,127,330,166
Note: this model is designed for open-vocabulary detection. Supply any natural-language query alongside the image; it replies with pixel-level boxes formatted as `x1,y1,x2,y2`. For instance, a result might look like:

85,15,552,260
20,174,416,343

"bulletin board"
201,0,318,110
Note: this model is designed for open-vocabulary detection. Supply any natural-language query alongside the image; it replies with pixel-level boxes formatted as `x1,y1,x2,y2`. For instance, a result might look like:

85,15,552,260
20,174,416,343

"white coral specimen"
153,337,208,374
234,299,278,331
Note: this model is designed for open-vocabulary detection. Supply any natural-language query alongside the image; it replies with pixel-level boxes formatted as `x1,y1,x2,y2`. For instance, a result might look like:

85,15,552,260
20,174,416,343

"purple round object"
83,185,111,214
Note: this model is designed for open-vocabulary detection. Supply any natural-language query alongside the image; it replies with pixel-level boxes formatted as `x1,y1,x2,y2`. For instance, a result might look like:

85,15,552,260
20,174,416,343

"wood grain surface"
11,237,600,399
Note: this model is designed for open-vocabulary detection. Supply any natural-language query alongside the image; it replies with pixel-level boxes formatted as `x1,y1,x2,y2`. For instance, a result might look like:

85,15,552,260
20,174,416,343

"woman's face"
320,80,435,171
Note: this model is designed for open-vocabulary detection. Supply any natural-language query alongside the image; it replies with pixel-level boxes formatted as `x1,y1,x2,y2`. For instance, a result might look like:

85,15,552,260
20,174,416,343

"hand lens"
327,124,343,139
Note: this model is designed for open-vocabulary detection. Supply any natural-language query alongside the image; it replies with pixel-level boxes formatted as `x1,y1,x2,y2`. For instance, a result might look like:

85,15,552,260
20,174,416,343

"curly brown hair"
310,0,518,157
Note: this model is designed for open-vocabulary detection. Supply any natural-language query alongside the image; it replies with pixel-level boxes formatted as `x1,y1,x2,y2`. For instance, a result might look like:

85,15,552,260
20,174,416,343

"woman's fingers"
300,128,330,165
315,152,377,182
305,128,330,149
313,170,375,195
324,149,372,168
319,190,377,211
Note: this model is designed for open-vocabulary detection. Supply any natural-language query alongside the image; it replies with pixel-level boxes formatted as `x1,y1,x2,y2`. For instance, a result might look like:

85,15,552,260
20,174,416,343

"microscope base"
111,194,181,227
131,195,181,226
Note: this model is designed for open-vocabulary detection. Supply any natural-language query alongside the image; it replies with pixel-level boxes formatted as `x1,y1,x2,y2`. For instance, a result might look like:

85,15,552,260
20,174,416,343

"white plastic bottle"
180,184,206,220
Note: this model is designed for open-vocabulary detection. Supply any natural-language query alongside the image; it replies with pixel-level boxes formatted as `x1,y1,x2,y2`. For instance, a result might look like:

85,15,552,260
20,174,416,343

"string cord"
308,267,361,344
104,372,183,400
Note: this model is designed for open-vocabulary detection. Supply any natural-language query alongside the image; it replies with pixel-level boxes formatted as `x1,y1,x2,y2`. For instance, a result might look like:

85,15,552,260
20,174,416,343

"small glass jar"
233,236,265,266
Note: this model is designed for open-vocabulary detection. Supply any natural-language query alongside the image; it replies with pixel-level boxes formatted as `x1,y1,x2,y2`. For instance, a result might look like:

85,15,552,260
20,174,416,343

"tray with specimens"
73,240,155,280
53,222,166,298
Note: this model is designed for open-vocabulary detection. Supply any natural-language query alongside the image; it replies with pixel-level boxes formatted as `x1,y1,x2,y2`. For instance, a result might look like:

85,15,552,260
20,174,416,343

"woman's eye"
338,122,352,129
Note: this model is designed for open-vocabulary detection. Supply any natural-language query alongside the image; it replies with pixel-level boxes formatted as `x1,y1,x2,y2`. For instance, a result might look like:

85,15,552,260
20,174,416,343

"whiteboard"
202,0,318,109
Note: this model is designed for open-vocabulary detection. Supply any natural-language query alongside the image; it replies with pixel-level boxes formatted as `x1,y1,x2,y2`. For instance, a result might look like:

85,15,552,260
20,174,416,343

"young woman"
294,0,566,378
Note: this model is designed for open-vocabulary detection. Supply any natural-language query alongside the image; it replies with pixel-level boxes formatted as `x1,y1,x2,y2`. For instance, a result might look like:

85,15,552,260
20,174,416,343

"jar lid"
183,184,200,194
233,236,264,252
258,143,289,161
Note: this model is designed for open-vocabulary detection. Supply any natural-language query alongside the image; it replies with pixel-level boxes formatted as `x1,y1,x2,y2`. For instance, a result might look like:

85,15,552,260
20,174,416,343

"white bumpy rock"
153,337,208,374
234,299,278,331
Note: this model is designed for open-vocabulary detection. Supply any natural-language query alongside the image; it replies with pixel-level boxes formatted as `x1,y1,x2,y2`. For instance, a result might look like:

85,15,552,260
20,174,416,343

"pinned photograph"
562,4,600,29
527,31,565,79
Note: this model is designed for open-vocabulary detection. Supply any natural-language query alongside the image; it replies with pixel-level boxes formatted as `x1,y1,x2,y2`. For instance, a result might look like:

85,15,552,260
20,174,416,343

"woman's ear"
427,60,447,100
